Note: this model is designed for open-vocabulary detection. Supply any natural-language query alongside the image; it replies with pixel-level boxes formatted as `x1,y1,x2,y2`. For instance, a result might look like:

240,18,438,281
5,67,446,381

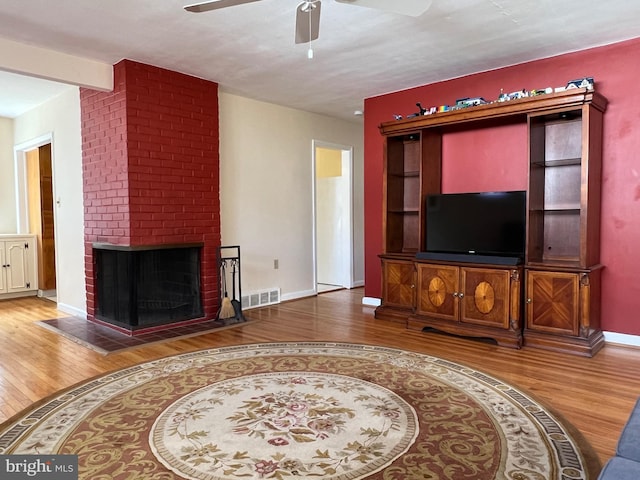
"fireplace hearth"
93,243,204,332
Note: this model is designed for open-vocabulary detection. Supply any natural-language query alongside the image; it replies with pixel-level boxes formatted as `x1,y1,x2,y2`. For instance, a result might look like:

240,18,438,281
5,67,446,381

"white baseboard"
281,289,317,302
239,286,365,306
56,302,87,320
362,297,381,307
604,331,640,348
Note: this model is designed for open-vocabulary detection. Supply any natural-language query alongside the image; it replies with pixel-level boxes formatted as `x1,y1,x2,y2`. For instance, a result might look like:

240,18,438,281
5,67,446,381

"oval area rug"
0,342,596,479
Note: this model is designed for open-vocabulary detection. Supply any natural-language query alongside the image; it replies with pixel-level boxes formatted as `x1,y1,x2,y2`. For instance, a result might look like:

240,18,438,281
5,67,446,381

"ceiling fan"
183,0,433,44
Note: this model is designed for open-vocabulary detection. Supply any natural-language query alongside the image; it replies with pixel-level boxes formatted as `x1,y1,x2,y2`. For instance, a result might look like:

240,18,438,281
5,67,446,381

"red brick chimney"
80,59,220,326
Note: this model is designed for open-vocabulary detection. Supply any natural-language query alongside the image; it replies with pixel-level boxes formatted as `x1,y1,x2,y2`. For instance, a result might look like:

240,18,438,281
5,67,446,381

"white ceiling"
1,0,640,121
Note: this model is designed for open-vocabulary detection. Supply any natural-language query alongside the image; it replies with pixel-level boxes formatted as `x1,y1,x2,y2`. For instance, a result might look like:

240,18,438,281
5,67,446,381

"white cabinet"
0,236,38,297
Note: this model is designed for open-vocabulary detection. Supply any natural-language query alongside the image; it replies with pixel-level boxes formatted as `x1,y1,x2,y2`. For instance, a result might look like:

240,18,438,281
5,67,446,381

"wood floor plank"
1,290,640,467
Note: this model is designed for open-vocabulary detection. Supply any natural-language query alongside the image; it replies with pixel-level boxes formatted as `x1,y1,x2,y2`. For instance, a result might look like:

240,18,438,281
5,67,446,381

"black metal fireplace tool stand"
216,245,246,324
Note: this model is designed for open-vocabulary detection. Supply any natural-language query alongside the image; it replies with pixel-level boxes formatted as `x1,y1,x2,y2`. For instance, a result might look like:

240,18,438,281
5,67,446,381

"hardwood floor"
1,288,640,467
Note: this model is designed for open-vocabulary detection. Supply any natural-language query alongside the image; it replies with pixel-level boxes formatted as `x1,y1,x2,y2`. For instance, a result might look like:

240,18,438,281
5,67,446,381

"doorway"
14,134,57,299
313,141,353,293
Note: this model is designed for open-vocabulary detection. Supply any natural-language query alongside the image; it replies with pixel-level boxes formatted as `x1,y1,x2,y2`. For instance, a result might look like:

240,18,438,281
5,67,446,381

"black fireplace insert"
93,243,204,331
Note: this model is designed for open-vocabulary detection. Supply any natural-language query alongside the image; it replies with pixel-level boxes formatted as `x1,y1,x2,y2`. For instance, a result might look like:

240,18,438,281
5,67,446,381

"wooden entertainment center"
375,88,607,357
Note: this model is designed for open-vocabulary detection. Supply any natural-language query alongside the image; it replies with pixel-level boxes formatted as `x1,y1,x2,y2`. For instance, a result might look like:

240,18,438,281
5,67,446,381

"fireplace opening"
94,243,204,331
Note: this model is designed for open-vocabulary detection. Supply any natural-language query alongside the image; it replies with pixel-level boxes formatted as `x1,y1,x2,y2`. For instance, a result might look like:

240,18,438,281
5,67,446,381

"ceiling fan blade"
334,0,433,17
184,0,262,13
295,1,321,44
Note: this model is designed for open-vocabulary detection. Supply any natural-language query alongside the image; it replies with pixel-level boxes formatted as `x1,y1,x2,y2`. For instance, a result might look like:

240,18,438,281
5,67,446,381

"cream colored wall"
13,88,86,317
0,117,16,233
219,92,364,300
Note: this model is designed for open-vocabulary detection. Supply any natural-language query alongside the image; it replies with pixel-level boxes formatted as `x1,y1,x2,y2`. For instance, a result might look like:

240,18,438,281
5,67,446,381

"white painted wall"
12,88,86,317
219,92,364,301
0,117,16,233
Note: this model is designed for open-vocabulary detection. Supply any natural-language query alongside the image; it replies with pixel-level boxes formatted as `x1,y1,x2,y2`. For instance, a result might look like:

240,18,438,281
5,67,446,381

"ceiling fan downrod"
300,1,320,13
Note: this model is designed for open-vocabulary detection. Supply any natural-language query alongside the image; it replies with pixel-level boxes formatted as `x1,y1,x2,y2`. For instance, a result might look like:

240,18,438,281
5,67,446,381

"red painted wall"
364,37,640,336
81,60,220,321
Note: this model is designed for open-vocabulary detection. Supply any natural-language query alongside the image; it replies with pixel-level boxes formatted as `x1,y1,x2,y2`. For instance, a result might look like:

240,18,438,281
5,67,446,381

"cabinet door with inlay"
381,258,415,309
415,263,458,321
460,267,512,329
526,270,579,335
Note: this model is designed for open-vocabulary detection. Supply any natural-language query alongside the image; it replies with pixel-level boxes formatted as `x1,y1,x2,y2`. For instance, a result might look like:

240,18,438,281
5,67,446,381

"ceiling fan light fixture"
296,0,320,59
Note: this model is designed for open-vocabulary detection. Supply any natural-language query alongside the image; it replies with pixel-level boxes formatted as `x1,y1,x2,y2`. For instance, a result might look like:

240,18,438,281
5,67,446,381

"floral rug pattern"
0,343,594,479
151,372,417,479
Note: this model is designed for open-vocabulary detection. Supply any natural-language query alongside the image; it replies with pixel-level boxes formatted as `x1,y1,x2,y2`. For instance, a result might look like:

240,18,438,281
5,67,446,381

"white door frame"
13,132,57,296
312,140,354,291
14,132,55,234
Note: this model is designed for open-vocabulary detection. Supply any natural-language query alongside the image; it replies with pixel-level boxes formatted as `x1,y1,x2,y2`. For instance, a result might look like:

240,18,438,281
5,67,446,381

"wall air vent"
241,288,281,310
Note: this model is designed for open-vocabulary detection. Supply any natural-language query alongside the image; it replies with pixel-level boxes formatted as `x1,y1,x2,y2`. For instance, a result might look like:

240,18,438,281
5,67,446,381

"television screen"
425,191,526,259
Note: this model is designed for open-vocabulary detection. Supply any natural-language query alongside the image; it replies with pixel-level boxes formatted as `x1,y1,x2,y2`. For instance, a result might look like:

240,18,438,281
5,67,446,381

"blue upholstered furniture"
598,398,640,479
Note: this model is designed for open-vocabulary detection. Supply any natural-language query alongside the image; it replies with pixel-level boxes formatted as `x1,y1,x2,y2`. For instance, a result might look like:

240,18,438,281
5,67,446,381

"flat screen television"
422,191,526,264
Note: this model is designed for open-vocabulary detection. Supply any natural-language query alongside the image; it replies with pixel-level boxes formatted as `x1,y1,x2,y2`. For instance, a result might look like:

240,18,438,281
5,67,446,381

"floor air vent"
241,288,280,310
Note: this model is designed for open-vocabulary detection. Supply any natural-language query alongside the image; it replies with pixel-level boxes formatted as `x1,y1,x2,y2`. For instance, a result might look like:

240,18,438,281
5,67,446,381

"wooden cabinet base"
374,305,412,324
407,315,523,349
0,290,38,300
523,329,605,357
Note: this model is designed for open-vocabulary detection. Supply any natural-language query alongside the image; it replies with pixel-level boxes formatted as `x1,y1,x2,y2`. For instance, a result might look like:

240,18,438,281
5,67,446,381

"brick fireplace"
80,59,220,332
